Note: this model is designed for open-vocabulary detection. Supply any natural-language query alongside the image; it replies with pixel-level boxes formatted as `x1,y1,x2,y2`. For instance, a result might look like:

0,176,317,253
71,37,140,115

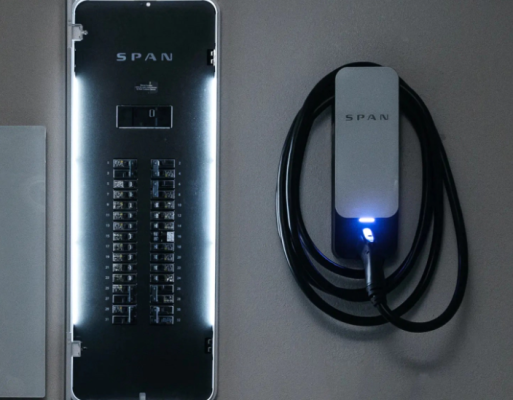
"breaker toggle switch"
151,253,174,262
159,180,175,189
152,180,175,191
151,243,174,252
151,222,174,230
151,169,175,179
151,316,174,325
113,201,137,210
112,273,137,283
112,294,136,304
151,264,174,272
151,190,175,200
113,191,137,200
151,211,175,220
113,243,137,252
150,284,174,296
113,159,137,169
113,180,137,189
112,253,137,262
150,274,174,283
151,201,175,210
112,305,136,315
113,222,137,231
151,306,174,315
152,159,175,169
112,316,133,325
150,294,174,304
112,264,137,272
112,285,136,295
113,232,136,242
113,170,137,179
113,212,136,221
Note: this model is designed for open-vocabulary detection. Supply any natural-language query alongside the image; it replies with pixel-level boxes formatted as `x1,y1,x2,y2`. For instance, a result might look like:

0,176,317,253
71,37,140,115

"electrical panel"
66,1,218,399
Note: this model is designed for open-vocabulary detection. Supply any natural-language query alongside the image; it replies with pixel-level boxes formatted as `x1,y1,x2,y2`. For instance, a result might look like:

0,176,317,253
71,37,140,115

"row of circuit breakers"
111,158,176,325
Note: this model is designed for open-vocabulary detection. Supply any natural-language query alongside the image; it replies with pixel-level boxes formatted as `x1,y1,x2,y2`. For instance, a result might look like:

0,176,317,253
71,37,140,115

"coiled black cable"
276,62,468,333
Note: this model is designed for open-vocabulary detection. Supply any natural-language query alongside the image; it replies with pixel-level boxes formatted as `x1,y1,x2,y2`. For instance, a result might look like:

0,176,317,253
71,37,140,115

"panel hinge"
70,24,88,41
71,340,82,357
208,49,216,67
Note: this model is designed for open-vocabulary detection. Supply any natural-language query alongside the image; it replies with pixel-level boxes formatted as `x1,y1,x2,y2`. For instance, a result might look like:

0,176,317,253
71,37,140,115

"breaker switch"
113,170,137,179
113,201,137,210
151,274,174,283
113,222,137,231
150,190,175,200
113,243,137,252
151,253,174,262
112,273,137,283
151,264,174,273
112,285,136,295
152,169,175,179
113,180,137,189
151,201,175,210
151,222,174,230
152,159,175,169
150,294,174,304
113,232,136,242
112,264,137,272
112,253,137,262
112,294,136,304
151,243,174,252
150,211,175,220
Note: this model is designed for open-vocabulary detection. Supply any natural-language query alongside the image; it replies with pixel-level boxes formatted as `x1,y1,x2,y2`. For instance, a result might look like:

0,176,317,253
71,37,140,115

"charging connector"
360,229,386,306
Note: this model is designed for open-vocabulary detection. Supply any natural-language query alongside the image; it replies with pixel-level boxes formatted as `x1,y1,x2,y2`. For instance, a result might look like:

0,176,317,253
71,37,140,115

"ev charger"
277,62,468,333
333,67,399,259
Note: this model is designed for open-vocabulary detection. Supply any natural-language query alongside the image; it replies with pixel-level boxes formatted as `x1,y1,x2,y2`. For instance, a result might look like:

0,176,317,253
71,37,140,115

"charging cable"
276,62,468,333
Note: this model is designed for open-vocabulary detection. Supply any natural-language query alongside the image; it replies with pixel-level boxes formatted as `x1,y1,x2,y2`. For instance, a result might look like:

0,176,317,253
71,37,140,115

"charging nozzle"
360,228,386,305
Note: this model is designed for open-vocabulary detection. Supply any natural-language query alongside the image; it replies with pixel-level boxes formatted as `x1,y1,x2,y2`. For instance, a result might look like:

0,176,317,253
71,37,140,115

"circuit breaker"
66,1,218,399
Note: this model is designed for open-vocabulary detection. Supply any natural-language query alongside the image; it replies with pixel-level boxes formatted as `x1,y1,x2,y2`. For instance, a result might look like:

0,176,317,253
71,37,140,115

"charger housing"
332,67,399,259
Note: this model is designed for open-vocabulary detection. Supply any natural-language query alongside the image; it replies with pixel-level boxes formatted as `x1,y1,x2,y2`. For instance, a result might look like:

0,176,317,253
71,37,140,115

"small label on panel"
135,81,158,94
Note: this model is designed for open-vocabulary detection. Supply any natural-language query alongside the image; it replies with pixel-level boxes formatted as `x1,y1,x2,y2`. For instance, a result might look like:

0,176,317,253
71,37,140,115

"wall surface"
0,0,512,399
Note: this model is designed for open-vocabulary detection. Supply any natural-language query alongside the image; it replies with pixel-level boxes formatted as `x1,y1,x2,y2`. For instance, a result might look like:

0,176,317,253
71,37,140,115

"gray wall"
1,0,512,399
